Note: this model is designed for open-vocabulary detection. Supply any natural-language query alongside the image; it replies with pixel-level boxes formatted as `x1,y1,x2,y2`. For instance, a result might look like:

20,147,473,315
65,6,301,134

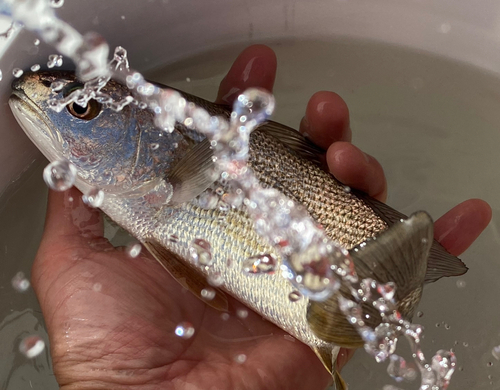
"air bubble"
487,362,494,367
236,309,248,319
19,336,45,358
11,272,30,292
33,39,40,46
197,190,218,209
126,243,142,258
82,187,104,208
92,283,102,292
150,143,159,150
174,322,195,339
417,311,424,318
12,68,23,78
456,280,466,288
43,160,77,191
30,64,40,72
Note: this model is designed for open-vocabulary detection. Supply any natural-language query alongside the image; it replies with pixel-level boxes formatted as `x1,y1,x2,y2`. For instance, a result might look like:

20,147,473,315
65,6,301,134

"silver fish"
9,71,466,389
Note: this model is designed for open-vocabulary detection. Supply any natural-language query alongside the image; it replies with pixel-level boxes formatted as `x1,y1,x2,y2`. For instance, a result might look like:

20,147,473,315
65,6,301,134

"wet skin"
31,45,492,390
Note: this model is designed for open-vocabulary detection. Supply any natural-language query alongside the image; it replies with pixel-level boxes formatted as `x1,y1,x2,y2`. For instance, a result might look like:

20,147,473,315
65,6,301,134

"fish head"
9,71,188,196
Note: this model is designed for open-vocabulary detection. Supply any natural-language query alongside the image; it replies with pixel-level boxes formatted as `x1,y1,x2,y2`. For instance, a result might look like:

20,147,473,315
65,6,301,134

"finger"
299,91,351,149
41,187,105,250
336,347,356,372
434,199,492,256
326,142,387,202
215,44,277,105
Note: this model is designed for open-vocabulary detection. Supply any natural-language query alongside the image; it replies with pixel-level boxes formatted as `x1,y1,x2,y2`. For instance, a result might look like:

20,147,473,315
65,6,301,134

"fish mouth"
9,90,63,163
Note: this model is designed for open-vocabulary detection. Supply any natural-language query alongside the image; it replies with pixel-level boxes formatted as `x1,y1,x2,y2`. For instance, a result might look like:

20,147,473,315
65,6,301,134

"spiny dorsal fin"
167,138,217,205
258,120,324,163
306,212,433,348
143,240,228,311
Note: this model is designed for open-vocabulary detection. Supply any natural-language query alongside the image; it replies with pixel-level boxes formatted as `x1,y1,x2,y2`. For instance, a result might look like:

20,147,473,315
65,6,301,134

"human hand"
32,45,492,390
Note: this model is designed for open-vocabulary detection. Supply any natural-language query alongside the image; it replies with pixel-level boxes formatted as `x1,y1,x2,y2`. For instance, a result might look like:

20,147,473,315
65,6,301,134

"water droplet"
11,272,30,292
82,187,104,208
436,323,441,328
201,288,215,300
463,342,468,347
12,68,23,78
126,243,142,258
19,336,45,358
417,311,424,318
0,69,3,82
197,190,218,209
47,54,63,68
143,179,173,206
207,272,223,287
234,353,247,364
50,0,64,8
189,238,212,266
174,322,195,339
51,80,64,92
236,309,248,319
421,237,428,244
492,345,500,360
233,88,275,128
487,362,494,367
242,253,277,275
150,143,159,150
43,160,77,191
186,77,191,82
30,64,40,72
456,279,466,288
288,290,302,302
33,39,40,46
92,283,102,292
444,323,451,330
120,15,125,20
343,185,351,193
221,313,230,321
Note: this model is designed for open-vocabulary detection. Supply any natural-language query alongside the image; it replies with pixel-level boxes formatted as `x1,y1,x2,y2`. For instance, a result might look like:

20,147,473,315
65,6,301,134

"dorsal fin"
143,240,228,311
306,211,433,348
167,138,217,205
258,120,324,163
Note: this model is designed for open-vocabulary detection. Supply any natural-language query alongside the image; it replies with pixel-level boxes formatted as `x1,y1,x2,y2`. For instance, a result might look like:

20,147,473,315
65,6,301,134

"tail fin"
357,193,468,282
307,212,433,347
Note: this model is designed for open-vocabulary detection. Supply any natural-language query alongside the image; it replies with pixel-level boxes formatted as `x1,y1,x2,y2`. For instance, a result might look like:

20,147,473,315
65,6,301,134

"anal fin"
144,240,228,311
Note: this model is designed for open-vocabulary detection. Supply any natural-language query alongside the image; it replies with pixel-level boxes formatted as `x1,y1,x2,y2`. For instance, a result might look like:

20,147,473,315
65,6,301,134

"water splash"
82,187,104,208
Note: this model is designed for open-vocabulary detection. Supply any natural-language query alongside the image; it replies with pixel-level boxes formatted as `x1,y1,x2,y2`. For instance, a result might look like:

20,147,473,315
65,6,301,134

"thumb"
35,186,106,267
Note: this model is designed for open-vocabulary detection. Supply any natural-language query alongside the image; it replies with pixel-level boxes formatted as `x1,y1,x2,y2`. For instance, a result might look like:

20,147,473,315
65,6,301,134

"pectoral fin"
307,212,433,347
144,240,228,311
167,139,218,205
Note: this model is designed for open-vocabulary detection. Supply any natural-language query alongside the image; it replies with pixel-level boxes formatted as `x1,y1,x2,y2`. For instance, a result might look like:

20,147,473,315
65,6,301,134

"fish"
9,71,467,389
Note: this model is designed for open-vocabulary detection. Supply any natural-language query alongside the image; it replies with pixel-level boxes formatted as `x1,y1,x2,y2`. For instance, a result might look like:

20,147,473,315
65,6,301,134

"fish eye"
67,99,101,120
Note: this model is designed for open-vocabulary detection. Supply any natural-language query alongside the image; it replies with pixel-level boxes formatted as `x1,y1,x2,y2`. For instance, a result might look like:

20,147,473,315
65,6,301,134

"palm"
32,45,491,390
36,203,328,389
